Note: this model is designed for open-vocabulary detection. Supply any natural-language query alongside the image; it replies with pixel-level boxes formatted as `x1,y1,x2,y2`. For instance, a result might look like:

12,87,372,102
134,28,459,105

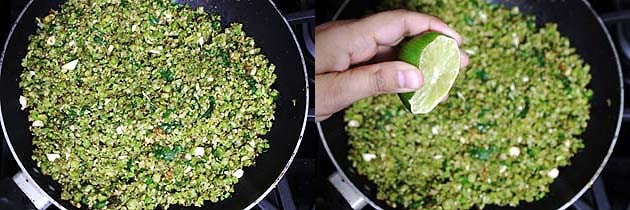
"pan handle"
0,177,36,210
0,171,51,210
328,172,368,210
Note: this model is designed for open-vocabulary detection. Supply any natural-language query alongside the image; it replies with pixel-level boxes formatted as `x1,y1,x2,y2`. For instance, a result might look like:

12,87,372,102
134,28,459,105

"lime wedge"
398,32,461,114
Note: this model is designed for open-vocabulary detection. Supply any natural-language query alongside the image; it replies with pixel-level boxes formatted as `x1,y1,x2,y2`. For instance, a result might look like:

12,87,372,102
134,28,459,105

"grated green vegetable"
19,0,277,209
345,0,592,209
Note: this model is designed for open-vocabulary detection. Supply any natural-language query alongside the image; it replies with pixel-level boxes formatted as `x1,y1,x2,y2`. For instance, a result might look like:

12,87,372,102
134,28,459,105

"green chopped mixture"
345,0,592,209
20,0,278,209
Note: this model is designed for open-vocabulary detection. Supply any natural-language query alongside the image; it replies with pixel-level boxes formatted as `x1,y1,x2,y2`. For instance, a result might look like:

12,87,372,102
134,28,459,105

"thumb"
315,61,423,121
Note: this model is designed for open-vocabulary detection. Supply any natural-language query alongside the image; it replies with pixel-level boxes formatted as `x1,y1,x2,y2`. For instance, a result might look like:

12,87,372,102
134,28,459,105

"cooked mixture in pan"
345,0,592,209
20,0,277,209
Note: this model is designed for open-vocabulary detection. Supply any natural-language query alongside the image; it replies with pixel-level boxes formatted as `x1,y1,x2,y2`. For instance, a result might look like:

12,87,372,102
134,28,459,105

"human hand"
315,9,469,121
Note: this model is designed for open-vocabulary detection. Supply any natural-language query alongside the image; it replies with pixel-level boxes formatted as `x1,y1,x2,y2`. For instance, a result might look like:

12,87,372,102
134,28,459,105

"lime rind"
398,33,460,114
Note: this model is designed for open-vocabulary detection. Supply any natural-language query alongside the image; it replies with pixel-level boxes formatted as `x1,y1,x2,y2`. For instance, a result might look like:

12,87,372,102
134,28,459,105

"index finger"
316,10,462,74
355,9,462,46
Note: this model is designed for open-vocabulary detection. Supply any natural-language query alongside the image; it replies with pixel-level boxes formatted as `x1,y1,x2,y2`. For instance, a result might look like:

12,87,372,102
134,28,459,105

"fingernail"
398,70,422,89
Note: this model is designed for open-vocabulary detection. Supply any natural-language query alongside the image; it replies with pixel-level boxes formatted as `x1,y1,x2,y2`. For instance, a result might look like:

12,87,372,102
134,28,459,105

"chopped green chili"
473,68,488,82
159,69,174,83
20,0,278,209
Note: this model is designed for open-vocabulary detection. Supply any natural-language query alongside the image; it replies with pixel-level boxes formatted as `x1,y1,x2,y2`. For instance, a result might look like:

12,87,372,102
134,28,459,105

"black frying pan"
318,0,623,209
0,0,309,209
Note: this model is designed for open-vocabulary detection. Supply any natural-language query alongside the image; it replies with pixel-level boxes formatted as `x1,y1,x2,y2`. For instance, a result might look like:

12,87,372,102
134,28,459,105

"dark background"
4,0,630,210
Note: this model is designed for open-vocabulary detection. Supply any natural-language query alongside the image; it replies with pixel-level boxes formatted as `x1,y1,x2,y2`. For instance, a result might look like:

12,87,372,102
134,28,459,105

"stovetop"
3,0,630,210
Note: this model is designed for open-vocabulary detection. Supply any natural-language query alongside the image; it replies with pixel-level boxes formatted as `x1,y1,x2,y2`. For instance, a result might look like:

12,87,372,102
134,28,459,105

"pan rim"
0,0,310,209
242,0,309,209
318,0,625,209
0,0,63,208
557,0,623,209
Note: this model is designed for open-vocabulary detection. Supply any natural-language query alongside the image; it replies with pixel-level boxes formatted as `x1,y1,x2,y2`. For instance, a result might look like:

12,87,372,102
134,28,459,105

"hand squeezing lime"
398,32,461,114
